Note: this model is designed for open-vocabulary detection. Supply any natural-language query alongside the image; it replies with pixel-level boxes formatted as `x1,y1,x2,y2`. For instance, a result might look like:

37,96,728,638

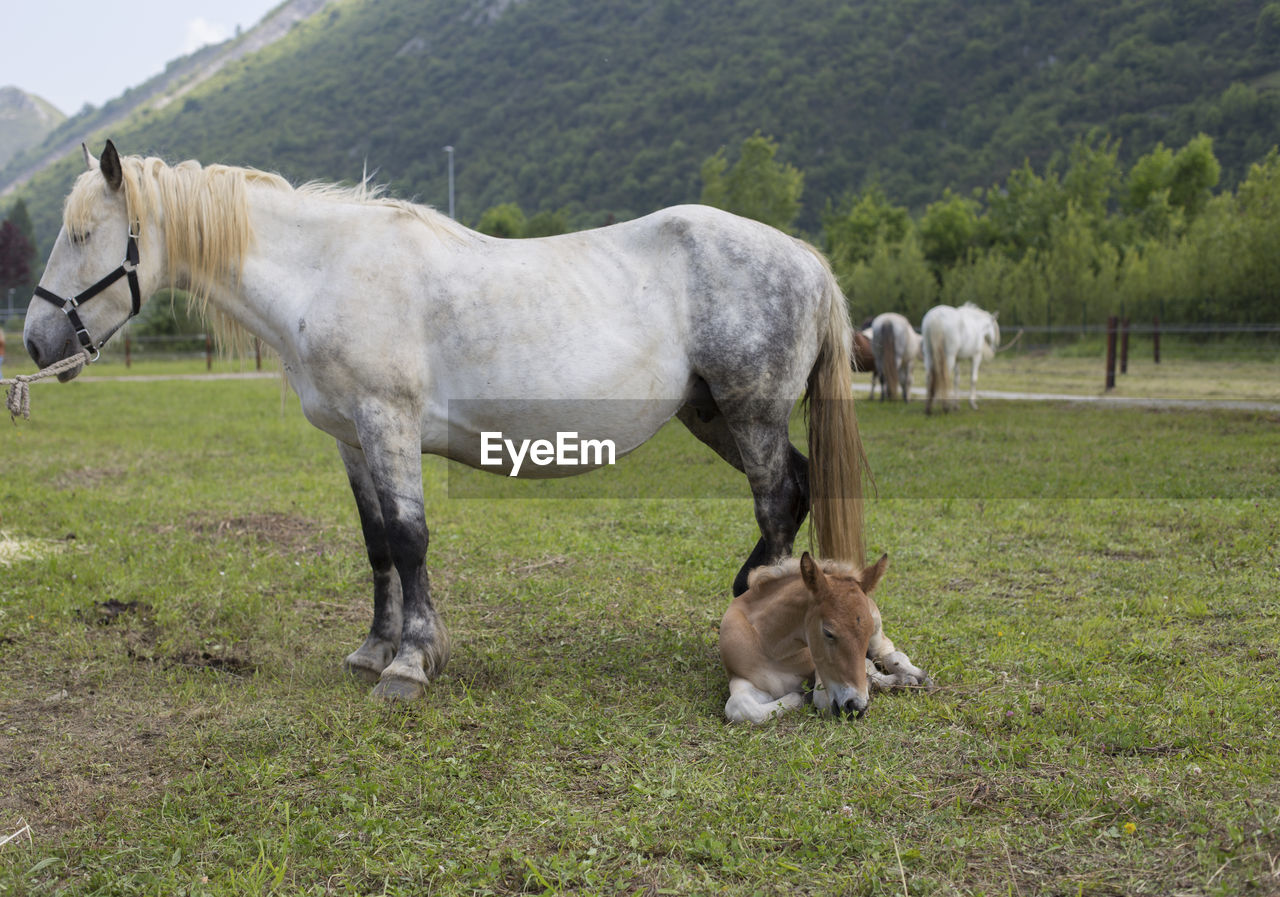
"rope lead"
3,352,94,421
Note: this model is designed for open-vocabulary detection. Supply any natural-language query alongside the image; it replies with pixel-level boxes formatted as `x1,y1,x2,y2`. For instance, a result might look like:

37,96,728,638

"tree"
476,202,527,238
822,188,910,273
919,189,980,273
700,133,803,233
0,220,34,293
5,200,35,252
1167,134,1220,220
524,209,570,237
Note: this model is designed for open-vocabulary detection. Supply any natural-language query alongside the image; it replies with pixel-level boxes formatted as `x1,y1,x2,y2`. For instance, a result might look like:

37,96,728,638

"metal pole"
443,146,455,219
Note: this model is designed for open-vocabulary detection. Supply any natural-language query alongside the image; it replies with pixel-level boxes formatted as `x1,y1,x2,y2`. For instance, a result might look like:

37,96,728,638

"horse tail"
881,326,899,400
803,246,867,568
925,318,950,407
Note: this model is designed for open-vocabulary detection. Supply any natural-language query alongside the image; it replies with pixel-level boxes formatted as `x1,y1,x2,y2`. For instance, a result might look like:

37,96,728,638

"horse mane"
63,153,466,352
746,556,860,591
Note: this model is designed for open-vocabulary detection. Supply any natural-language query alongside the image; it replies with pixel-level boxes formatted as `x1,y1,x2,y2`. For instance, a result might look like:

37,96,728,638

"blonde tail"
881,327,899,401
925,324,950,413
803,247,867,567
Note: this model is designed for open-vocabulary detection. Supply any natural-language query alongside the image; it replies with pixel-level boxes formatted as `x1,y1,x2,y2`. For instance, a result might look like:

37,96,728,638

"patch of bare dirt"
0,684,185,838
157,512,351,557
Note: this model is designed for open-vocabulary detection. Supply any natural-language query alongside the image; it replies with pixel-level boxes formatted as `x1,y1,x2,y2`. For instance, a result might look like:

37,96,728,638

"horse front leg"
354,417,450,701
338,442,402,683
968,357,983,409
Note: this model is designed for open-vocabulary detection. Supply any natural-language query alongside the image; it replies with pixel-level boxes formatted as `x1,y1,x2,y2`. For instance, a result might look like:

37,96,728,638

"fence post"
1153,316,1161,364
1120,318,1130,374
205,335,212,371
125,335,132,368
255,338,261,371
1105,316,1117,390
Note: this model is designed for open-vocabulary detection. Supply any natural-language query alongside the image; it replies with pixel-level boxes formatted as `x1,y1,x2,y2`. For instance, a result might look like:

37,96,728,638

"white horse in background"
921,303,1000,414
869,312,922,402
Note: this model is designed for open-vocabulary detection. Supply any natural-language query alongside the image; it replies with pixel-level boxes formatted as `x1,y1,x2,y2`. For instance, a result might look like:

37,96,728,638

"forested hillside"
7,0,1280,316
0,88,64,169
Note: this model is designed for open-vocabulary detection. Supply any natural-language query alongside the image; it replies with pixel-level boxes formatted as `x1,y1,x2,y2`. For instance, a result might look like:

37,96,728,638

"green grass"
1,375,1278,895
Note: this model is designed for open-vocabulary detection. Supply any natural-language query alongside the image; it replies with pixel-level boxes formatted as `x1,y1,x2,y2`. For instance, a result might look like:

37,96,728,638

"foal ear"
100,140,123,192
799,551,825,596
859,554,890,595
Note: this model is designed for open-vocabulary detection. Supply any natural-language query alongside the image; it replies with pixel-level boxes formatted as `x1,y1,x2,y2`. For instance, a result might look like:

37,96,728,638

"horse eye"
71,230,91,246
822,626,837,641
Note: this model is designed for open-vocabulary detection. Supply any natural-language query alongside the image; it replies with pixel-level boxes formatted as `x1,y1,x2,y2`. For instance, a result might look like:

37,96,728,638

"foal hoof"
372,676,427,702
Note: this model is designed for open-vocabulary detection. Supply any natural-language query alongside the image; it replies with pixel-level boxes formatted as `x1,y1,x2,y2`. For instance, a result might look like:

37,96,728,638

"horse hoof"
372,677,427,702
342,659,383,685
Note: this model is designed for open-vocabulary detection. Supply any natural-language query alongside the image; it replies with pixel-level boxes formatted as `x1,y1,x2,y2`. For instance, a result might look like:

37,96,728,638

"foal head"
799,551,889,718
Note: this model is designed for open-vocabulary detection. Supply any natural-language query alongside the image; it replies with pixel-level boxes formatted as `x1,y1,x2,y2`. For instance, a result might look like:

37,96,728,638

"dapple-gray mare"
921,303,1000,414
24,142,867,701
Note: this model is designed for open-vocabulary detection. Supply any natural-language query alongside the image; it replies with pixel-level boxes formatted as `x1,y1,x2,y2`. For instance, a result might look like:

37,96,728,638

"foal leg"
338,442,402,682
865,614,931,690
354,415,450,701
725,677,805,724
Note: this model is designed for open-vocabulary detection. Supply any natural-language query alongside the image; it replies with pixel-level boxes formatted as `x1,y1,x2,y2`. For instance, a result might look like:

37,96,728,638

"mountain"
8,0,1280,254
0,0,329,204
0,88,66,170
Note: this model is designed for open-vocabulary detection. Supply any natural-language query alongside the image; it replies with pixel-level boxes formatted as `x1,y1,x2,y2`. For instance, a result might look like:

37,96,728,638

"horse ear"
82,143,99,171
799,551,824,596
859,554,890,595
100,140,123,191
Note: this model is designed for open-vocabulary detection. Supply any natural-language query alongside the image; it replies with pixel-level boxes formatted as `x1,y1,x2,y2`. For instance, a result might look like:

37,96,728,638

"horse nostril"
842,698,867,719
27,341,41,367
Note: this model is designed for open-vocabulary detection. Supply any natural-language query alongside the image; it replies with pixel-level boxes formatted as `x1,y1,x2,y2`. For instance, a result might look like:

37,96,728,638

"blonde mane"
63,153,464,352
745,556,860,591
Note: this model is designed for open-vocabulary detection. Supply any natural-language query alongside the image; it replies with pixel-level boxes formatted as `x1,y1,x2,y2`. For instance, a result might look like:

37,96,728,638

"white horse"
24,142,868,701
869,312,922,402
921,303,1000,414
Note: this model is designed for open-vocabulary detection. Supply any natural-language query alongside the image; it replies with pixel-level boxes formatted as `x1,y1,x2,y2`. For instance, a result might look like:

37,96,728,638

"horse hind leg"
677,397,809,597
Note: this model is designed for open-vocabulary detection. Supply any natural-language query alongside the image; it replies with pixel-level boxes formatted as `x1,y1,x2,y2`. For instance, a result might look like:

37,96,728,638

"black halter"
33,229,142,360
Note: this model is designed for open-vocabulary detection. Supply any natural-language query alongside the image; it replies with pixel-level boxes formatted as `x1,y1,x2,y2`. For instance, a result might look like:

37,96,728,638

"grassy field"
0,355,1277,896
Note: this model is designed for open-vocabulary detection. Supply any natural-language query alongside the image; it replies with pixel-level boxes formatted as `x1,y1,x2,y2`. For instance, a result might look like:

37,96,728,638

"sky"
1,1,285,115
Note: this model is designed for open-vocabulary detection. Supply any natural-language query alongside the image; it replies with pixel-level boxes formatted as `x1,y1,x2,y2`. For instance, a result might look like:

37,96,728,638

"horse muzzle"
819,683,869,719
24,314,90,381
25,328,87,382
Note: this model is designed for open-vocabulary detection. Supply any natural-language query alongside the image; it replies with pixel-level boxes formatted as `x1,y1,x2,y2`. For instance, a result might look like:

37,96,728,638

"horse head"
983,311,1001,361
799,551,889,718
25,141,156,379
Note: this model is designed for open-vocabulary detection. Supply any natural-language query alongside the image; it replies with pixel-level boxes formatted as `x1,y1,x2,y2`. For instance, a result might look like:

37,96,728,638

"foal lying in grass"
719,553,930,724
